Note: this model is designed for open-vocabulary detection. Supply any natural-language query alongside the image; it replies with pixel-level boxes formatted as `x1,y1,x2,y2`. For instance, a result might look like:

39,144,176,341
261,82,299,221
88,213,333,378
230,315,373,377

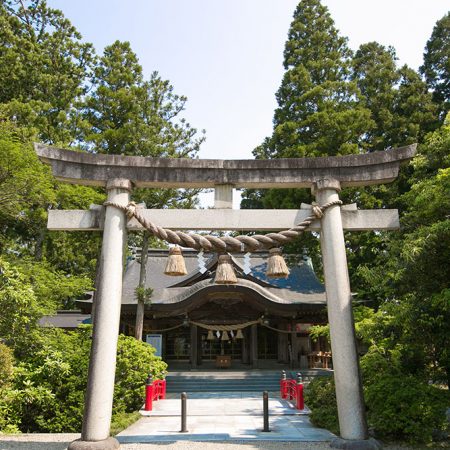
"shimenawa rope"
143,319,309,334
103,200,342,252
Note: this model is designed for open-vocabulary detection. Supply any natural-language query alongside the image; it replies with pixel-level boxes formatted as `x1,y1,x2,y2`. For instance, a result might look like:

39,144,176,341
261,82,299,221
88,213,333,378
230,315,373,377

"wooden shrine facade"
78,249,330,369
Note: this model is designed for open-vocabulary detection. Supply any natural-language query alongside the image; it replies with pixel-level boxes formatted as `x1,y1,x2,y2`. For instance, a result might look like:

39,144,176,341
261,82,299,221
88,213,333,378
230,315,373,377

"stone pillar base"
330,437,382,449
68,437,120,450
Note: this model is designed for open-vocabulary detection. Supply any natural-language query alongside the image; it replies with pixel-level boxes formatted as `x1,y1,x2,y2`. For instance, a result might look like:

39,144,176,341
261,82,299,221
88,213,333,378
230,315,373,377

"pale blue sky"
47,0,449,207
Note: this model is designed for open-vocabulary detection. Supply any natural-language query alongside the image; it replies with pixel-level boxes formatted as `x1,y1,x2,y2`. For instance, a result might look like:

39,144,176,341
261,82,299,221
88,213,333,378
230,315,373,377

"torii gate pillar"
314,179,370,446
69,179,131,450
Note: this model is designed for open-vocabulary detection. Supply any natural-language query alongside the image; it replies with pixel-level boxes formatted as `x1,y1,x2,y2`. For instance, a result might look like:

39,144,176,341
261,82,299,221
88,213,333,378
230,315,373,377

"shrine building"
78,249,331,370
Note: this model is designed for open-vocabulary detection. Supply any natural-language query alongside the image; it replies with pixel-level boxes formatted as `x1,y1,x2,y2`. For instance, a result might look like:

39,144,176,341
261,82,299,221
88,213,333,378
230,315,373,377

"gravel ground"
0,435,433,450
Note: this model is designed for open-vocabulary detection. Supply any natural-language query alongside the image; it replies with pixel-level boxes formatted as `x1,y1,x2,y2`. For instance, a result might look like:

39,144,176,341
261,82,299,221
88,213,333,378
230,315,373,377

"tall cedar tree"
242,0,373,237
352,43,437,153
421,12,450,120
82,41,205,339
351,42,399,151
0,0,95,144
253,0,372,162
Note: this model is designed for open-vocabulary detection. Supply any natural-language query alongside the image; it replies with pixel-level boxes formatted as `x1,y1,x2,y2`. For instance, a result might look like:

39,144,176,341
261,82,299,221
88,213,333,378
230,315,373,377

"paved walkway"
117,392,335,443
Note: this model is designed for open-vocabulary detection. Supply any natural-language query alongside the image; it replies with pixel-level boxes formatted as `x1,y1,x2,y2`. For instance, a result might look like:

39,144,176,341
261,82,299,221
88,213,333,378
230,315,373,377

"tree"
351,42,399,151
253,0,372,161
390,65,437,146
0,326,167,432
0,120,54,255
354,117,450,386
0,0,95,144
243,0,373,213
82,41,205,339
352,43,437,152
83,41,204,158
421,12,450,120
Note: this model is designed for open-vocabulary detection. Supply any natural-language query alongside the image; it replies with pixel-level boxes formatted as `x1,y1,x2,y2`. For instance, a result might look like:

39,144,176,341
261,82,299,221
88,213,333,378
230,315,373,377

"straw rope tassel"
214,254,237,284
266,247,290,278
164,245,187,276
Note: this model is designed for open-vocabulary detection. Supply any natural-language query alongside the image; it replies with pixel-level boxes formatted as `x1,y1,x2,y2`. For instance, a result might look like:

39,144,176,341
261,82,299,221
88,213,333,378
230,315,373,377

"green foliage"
0,123,55,250
83,40,204,159
364,373,449,443
255,0,372,160
352,42,399,151
421,12,450,119
306,364,449,444
0,343,14,387
0,327,167,433
114,334,167,414
0,0,95,144
135,286,153,305
0,256,92,349
361,348,450,444
304,376,339,435
109,411,141,436
0,258,46,347
310,305,377,346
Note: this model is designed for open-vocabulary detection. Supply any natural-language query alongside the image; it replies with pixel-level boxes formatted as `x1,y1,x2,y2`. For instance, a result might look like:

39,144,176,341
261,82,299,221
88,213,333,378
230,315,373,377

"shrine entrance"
35,142,416,449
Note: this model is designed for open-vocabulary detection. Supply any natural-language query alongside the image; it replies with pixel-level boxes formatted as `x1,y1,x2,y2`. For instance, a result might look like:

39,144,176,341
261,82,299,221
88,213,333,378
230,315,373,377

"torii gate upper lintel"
35,143,417,450
34,142,416,188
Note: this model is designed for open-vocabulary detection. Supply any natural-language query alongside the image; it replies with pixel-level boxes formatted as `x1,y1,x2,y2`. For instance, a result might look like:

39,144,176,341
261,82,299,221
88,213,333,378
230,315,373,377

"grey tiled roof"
119,249,326,307
39,311,92,328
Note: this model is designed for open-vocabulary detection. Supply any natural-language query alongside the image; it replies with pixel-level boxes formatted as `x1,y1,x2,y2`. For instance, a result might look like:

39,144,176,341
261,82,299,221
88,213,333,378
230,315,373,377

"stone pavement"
117,392,335,444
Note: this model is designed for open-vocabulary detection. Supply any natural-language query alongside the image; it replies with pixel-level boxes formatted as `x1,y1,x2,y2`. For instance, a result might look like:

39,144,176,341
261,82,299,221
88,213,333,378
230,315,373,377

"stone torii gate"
35,143,416,450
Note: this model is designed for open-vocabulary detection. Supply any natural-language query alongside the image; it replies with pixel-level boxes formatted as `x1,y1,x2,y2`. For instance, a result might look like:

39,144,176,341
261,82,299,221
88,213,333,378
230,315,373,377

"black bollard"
180,392,188,433
263,390,270,432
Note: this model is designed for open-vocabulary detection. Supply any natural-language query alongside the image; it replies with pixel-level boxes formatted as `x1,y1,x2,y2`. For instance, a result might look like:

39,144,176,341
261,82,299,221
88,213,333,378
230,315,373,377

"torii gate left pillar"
35,143,416,450
71,179,131,449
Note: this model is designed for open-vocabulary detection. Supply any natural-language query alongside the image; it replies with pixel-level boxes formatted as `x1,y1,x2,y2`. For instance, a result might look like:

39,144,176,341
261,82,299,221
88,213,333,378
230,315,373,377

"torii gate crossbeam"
35,143,416,450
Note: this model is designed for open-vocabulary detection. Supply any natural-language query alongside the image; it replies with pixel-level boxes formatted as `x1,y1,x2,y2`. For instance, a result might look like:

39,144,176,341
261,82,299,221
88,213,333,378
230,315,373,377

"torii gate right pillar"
314,178,370,446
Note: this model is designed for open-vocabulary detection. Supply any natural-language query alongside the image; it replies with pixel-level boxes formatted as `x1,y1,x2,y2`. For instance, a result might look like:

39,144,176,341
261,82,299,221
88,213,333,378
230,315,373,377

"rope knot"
125,202,137,218
312,204,324,219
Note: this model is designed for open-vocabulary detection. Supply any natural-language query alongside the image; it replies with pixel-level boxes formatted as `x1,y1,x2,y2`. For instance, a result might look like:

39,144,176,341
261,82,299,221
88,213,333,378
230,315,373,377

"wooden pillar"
190,324,198,369
242,329,249,364
291,327,300,369
251,324,258,369
278,326,288,363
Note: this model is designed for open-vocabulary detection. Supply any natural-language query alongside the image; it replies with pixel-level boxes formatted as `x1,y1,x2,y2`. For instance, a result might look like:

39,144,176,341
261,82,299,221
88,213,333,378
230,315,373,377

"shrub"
305,358,449,445
0,326,167,433
304,375,339,435
114,334,167,414
365,374,449,443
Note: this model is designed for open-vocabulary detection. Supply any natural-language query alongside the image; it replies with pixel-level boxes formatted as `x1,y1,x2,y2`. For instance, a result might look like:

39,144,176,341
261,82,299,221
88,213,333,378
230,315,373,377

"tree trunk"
34,228,46,260
135,231,149,340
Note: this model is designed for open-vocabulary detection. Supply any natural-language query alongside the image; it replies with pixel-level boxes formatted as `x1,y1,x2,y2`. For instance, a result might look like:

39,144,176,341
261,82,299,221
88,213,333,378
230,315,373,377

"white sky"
48,0,449,208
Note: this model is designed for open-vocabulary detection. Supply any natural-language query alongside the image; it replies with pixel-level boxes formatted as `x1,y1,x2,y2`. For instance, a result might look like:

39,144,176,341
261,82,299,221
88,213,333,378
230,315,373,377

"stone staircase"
165,370,330,394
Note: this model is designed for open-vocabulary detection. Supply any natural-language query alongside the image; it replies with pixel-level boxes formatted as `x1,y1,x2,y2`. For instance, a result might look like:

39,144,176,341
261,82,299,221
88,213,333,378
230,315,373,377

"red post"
145,375,153,411
296,373,304,410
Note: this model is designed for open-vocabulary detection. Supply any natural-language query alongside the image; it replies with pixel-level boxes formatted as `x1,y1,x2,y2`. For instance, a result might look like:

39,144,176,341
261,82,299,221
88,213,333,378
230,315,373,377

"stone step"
164,369,330,393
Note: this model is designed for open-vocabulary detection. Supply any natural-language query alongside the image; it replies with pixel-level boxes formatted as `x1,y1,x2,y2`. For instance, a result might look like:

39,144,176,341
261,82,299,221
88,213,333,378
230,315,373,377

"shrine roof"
117,249,326,307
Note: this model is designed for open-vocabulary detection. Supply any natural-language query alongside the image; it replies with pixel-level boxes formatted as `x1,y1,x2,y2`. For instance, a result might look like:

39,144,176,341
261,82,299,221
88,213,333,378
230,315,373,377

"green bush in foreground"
365,373,449,443
305,370,449,444
304,376,339,435
0,326,167,433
